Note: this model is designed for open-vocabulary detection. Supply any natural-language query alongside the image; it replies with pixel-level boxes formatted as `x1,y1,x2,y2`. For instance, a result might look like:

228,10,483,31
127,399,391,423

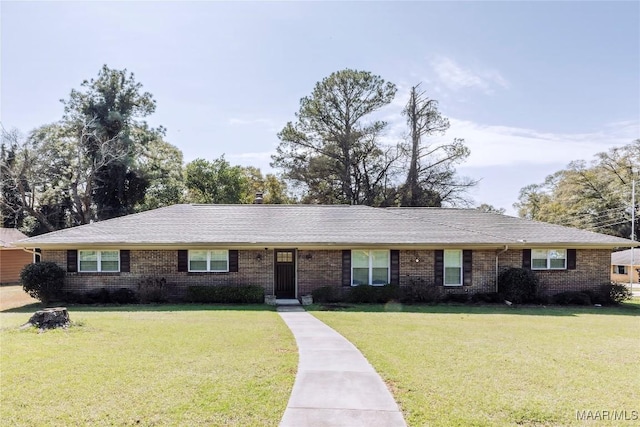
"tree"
61,65,163,220
185,156,248,204
400,84,476,207
1,66,180,234
20,262,65,307
241,166,294,204
0,129,24,228
477,203,506,214
514,140,639,238
272,69,398,205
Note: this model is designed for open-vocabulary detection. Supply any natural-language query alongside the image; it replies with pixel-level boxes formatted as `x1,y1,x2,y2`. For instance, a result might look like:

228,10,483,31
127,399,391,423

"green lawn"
310,302,640,427
0,305,297,426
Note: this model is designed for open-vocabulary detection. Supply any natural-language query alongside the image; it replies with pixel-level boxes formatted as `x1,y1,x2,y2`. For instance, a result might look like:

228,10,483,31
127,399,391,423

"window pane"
444,250,461,267
444,267,461,285
79,251,97,272
532,259,547,269
352,268,369,285
352,250,369,268
549,258,566,269
79,251,97,261
100,251,119,272
79,261,98,271
372,268,388,285
371,250,389,268
189,250,207,271
210,260,228,271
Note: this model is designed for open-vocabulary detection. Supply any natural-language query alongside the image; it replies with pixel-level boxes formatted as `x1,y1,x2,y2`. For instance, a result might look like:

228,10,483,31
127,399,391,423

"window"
351,250,389,286
78,250,120,272
444,250,462,286
615,265,627,275
532,249,566,270
188,250,229,272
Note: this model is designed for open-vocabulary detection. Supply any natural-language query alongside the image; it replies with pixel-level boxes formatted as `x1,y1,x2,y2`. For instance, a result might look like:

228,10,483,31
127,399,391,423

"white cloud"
444,118,638,168
431,56,509,94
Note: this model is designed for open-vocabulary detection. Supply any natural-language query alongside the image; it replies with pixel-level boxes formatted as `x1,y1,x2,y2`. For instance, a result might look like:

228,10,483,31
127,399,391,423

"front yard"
311,302,640,426
0,305,297,426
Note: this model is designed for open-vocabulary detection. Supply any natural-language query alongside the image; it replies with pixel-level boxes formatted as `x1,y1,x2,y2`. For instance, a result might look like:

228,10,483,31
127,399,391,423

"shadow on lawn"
305,300,640,317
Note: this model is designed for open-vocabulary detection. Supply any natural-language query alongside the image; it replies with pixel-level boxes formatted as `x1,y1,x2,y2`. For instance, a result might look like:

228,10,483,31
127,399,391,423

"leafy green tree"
61,65,162,220
135,138,186,210
272,69,398,205
400,84,476,207
185,156,249,204
476,203,506,214
515,140,639,238
241,166,294,204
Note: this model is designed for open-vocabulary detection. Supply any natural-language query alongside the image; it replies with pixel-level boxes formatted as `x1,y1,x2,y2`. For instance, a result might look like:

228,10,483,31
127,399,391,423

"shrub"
186,285,264,303
552,291,592,306
312,286,343,303
345,285,400,304
441,293,469,304
111,288,139,304
470,292,502,304
598,283,633,305
400,280,441,304
498,267,539,304
138,277,168,303
20,262,65,306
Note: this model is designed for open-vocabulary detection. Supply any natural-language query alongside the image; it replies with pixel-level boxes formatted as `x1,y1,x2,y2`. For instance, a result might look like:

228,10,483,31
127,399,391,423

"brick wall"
297,250,342,296
42,249,274,297
498,248,612,294
41,247,612,298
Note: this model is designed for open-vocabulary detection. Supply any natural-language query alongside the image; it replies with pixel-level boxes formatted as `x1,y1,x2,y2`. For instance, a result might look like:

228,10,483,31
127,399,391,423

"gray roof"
611,249,640,266
0,228,29,248
15,204,637,249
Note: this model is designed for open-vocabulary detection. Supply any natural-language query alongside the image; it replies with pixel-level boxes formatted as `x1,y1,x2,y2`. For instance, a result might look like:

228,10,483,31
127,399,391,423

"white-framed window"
352,250,389,286
78,250,120,272
444,250,463,286
532,249,567,270
614,265,627,275
189,250,229,272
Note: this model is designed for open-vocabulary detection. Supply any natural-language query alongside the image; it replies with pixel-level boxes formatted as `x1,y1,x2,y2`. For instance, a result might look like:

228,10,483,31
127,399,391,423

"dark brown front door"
275,249,296,298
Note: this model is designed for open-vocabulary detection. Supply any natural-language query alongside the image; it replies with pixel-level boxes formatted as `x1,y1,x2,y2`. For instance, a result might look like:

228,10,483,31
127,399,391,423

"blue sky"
2,1,638,214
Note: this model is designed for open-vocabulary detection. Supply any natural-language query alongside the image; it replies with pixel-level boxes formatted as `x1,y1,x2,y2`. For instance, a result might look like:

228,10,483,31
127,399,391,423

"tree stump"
24,307,70,330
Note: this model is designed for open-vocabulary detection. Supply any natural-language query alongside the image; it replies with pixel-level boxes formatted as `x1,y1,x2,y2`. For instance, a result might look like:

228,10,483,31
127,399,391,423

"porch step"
276,298,301,306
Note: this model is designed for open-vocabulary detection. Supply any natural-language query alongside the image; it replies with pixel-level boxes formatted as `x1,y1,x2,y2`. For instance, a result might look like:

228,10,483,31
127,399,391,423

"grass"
0,305,297,426
310,301,640,427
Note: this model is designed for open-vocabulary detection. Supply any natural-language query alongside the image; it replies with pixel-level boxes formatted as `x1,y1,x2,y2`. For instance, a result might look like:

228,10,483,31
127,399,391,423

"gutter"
495,245,509,292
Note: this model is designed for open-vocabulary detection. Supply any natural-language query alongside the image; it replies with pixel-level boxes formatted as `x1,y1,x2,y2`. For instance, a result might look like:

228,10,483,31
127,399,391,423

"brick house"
14,204,637,299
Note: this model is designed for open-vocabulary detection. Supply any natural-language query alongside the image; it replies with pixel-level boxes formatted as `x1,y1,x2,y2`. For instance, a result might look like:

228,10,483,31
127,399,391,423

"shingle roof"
0,228,29,248
14,204,637,248
611,248,640,266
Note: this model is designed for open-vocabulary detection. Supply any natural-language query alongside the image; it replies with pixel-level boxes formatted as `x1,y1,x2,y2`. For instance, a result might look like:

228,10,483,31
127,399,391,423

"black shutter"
463,250,473,286
178,250,188,272
390,250,400,285
567,249,577,270
229,250,239,272
34,248,41,263
342,250,351,286
67,250,78,272
434,250,444,286
120,250,130,273
522,249,531,270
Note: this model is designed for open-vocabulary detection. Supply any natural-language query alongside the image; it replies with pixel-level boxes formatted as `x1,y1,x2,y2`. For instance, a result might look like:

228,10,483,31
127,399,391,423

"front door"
275,249,296,298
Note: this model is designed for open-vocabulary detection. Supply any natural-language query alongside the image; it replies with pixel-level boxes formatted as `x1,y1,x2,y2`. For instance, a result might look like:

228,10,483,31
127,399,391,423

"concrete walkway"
278,307,406,427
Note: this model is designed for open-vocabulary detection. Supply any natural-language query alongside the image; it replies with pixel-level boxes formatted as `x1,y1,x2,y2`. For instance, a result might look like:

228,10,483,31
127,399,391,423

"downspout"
21,247,40,263
496,245,509,292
